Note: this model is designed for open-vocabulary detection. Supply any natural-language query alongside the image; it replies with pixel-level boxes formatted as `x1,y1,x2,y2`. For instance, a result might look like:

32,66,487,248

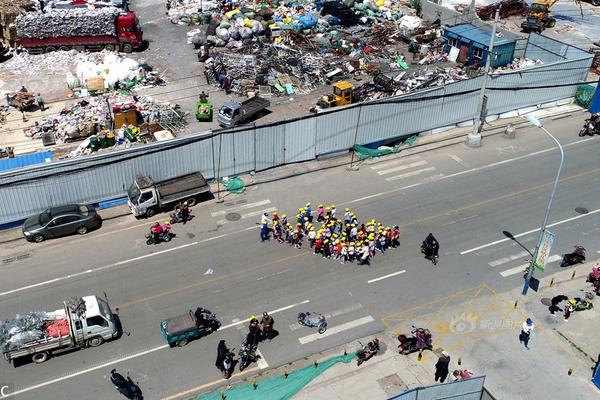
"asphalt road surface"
1,113,599,400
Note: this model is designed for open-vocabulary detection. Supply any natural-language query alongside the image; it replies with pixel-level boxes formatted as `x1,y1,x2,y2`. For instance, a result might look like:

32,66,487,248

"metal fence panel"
315,108,359,155
233,129,256,175
213,133,235,179
284,117,317,163
255,125,285,171
389,376,485,400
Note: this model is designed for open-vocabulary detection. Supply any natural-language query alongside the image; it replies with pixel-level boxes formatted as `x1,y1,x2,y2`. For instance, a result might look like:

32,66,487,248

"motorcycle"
560,245,586,267
221,350,235,379
238,340,260,372
578,118,599,137
145,224,175,245
421,241,439,265
110,369,143,400
169,209,192,224
568,292,594,311
587,265,600,295
397,326,433,355
356,338,380,366
297,312,327,334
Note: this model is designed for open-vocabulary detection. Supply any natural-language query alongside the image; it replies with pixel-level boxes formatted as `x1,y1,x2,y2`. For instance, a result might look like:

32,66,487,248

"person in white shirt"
519,318,534,348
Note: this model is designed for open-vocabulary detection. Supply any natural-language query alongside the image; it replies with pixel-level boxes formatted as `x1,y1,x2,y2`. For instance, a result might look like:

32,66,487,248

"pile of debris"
16,8,119,38
476,0,528,21
0,311,50,351
0,0,37,47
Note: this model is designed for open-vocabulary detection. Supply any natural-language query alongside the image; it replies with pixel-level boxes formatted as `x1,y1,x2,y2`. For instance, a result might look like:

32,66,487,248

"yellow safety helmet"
326,207,331,211
282,214,287,218
273,211,278,215
318,204,323,207
306,202,311,206
331,204,335,208
345,207,350,211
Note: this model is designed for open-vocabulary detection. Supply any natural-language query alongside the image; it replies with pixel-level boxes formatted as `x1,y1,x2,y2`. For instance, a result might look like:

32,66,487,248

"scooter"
587,265,600,295
221,350,235,379
357,338,380,366
560,245,586,267
397,326,433,355
568,292,594,311
145,224,175,245
110,369,143,400
421,241,439,265
297,312,327,334
169,209,192,224
238,340,260,372
579,118,599,137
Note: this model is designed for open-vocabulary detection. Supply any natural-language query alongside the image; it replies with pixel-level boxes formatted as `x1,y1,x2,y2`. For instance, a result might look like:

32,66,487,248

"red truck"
16,8,143,54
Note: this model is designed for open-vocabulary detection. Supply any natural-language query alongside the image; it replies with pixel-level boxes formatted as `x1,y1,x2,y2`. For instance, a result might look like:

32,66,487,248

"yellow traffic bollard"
514,301,518,309
568,368,573,376
549,278,554,287
571,270,576,280
458,357,462,366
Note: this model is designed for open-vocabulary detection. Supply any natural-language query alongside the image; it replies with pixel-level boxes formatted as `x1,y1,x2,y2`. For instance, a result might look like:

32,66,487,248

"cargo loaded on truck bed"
127,171,210,217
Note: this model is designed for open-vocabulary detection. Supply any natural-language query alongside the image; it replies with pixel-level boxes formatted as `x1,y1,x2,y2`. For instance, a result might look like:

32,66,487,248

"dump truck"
15,7,143,54
217,96,270,128
520,0,558,33
2,295,118,365
127,171,210,217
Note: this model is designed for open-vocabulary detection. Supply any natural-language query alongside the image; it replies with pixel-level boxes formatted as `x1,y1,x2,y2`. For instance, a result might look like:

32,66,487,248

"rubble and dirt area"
476,0,528,21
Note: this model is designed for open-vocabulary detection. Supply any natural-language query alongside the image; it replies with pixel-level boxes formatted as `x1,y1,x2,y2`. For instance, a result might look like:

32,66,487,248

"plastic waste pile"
16,7,119,38
0,311,51,352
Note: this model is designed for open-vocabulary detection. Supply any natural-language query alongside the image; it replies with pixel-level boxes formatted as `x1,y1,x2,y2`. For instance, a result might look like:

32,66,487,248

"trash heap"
0,0,37,47
16,8,119,38
476,0,528,21
0,311,52,351
495,57,543,71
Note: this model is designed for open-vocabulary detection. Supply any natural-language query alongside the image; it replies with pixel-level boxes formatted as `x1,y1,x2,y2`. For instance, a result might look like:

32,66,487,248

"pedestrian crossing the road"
369,156,442,182
211,199,277,225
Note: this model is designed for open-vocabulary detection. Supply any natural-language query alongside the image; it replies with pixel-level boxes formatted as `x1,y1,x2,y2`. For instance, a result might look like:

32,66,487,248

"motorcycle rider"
423,233,439,260
591,113,600,134
151,222,163,243
260,312,275,340
247,316,262,346
215,340,230,372
176,201,190,222
194,307,212,329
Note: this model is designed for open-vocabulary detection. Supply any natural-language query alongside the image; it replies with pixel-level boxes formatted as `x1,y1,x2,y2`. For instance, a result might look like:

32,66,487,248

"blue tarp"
0,151,52,172
589,84,600,114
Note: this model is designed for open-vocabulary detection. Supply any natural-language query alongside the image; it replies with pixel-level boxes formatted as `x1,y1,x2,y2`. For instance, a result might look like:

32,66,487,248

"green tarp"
220,177,245,194
195,353,356,400
353,135,417,160
575,84,595,109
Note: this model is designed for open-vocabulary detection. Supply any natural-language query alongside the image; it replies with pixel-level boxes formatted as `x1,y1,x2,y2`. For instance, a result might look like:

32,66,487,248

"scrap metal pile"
16,7,119,38
476,0,528,21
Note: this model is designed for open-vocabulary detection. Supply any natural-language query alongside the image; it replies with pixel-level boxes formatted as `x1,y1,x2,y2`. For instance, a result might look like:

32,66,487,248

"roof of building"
444,24,514,47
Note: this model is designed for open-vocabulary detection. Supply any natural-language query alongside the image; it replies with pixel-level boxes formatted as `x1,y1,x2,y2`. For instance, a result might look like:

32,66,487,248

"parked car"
22,204,101,242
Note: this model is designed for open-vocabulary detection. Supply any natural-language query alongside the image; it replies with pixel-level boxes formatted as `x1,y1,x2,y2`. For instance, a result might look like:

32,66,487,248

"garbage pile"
0,311,51,351
16,8,119,38
0,0,37,47
476,0,528,21
495,57,542,71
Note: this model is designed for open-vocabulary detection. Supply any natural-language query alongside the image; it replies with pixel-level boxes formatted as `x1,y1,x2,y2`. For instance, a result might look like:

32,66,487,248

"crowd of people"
259,202,400,266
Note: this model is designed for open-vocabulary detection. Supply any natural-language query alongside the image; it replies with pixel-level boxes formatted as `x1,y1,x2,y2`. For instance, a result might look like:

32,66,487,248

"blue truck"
160,308,220,347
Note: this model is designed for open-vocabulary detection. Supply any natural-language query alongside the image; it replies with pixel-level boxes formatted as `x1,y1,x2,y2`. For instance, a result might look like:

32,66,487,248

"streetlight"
522,114,565,295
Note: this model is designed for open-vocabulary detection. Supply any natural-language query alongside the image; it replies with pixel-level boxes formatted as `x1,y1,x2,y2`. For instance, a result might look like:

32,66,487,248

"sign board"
533,229,555,272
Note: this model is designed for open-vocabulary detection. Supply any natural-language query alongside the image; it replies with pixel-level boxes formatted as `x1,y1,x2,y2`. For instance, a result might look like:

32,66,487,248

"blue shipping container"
443,24,516,68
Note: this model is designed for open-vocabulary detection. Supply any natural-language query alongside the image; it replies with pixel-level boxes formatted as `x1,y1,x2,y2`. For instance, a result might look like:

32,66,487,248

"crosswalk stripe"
488,251,531,267
376,160,428,175
370,155,421,170
211,199,271,217
385,167,437,182
216,207,277,225
255,349,269,369
499,254,562,277
298,315,375,345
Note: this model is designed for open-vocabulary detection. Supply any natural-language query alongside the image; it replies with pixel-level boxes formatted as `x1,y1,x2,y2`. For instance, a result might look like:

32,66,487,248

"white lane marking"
448,154,467,166
216,207,277,225
460,208,600,255
376,160,428,175
211,200,272,217
0,226,258,298
345,137,595,206
219,299,310,331
367,270,407,283
347,193,385,204
289,303,364,331
385,167,437,182
256,269,289,281
1,299,308,398
499,255,562,277
298,315,375,345
369,155,421,170
256,349,269,369
441,214,479,227
488,251,531,267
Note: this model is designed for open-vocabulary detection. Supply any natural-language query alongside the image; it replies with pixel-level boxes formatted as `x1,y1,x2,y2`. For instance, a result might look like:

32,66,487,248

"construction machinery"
520,0,558,33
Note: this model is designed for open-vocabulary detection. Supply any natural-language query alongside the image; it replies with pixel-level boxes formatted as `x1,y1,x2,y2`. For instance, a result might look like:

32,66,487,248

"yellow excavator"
521,0,558,33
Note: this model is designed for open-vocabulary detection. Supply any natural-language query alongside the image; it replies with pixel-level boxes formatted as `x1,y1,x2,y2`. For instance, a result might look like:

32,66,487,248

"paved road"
1,113,599,399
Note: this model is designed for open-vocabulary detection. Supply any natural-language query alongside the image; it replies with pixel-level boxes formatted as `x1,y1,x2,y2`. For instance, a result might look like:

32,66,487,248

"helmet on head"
263,312,268,317
153,222,160,226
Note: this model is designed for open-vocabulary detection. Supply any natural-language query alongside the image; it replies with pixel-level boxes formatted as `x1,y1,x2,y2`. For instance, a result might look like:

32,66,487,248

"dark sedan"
22,204,102,243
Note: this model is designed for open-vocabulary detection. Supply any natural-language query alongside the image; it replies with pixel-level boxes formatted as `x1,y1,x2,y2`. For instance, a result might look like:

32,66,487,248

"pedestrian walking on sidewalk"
549,294,568,316
35,93,45,111
519,318,534,349
435,351,451,383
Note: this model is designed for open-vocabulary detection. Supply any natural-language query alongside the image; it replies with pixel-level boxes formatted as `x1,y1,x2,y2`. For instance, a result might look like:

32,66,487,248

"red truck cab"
117,11,143,52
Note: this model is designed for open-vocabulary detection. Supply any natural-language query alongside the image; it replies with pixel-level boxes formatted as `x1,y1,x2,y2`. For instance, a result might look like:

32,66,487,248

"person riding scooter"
247,316,262,346
151,222,163,243
422,233,439,260
215,340,231,373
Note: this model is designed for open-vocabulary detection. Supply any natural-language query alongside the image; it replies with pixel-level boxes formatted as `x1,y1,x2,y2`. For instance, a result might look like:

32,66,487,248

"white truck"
127,171,210,218
2,295,118,365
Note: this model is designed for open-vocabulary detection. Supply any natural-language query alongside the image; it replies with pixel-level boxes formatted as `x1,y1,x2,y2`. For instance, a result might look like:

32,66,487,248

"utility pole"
465,7,500,148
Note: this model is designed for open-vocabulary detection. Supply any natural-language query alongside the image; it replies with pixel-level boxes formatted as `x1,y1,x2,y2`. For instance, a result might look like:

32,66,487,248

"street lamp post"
522,114,565,295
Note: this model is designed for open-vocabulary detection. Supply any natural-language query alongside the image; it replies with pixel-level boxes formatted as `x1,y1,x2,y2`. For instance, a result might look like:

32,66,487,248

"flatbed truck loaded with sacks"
1,295,119,365
15,7,143,53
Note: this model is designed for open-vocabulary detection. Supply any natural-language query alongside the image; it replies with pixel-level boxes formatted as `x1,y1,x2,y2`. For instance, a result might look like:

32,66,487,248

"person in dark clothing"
260,312,275,340
247,317,262,346
435,351,451,382
549,294,568,316
424,233,439,259
215,340,229,371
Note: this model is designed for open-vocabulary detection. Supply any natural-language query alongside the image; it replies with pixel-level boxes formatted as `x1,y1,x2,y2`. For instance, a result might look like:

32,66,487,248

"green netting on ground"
195,353,357,400
353,135,416,160
575,84,595,109
220,177,245,194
